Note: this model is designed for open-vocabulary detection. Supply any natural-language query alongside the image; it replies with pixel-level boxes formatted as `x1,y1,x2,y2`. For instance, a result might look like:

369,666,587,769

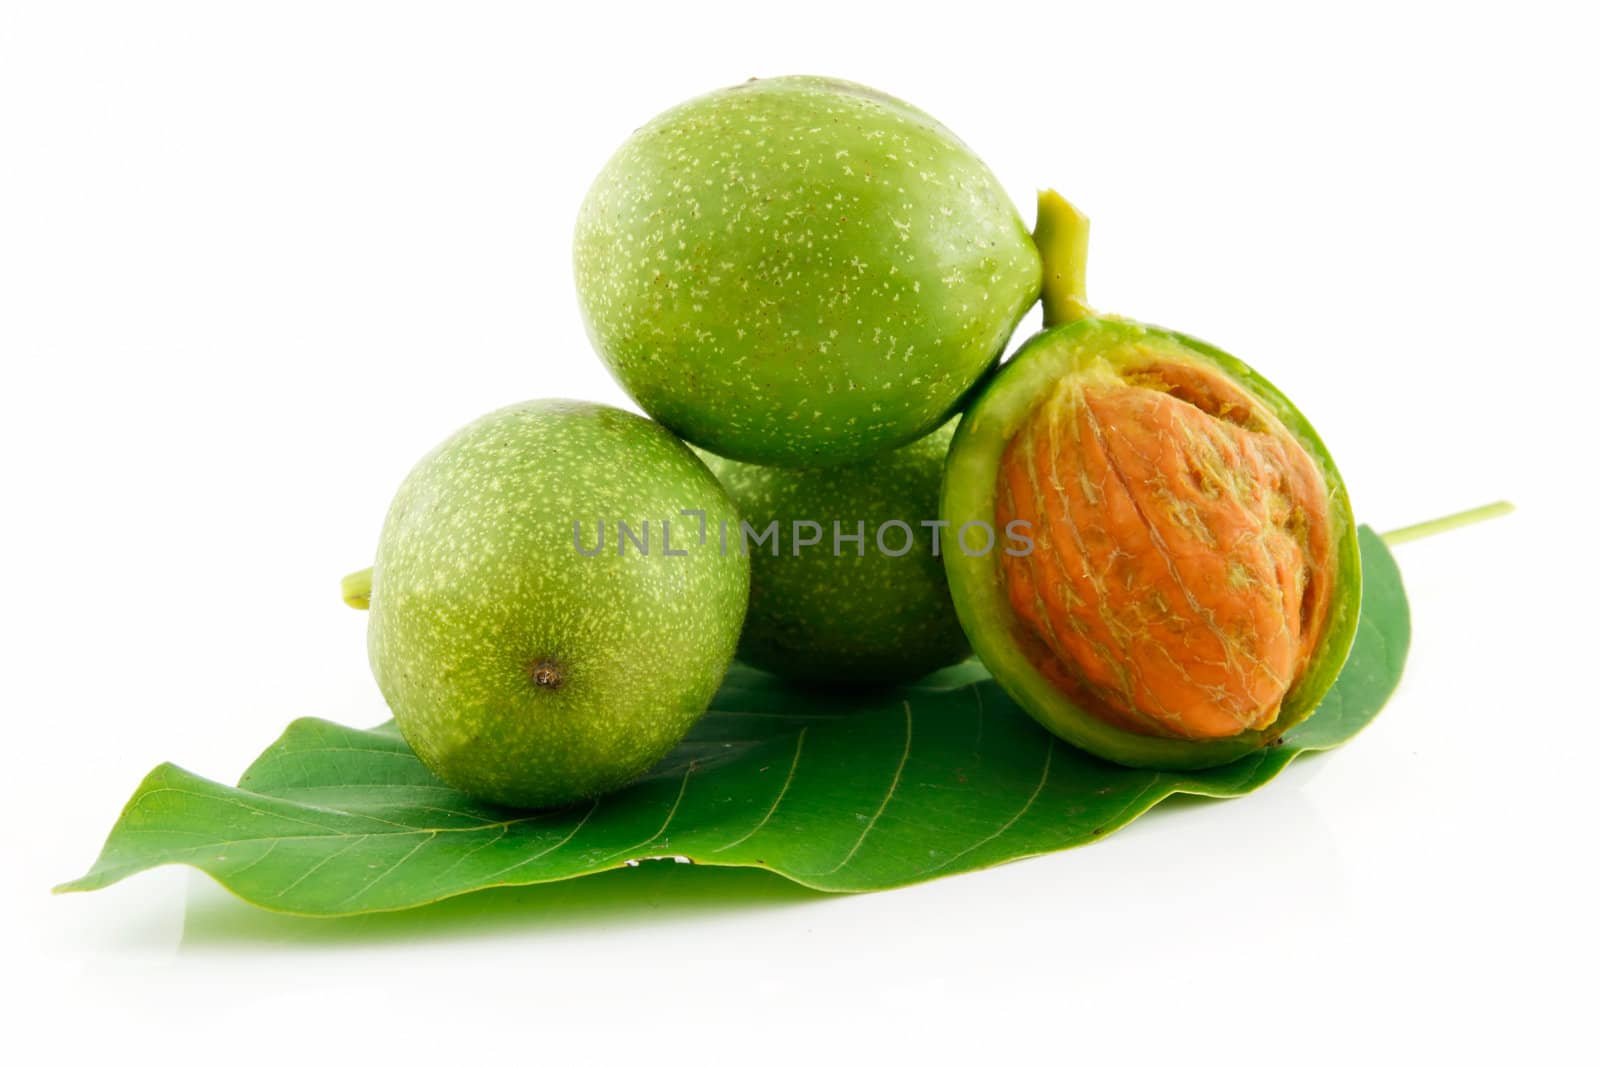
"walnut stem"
341,567,373,610
1033,190,1093,328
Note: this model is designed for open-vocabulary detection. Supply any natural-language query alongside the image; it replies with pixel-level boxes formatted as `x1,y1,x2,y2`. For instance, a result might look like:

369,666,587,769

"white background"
4,1,1595,1062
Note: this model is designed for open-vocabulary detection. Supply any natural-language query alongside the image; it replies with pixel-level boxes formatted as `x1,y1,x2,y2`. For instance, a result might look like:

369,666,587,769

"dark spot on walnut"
530,660,564,690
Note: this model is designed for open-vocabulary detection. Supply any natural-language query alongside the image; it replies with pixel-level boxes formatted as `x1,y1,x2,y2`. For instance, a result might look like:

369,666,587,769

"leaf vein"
818,700,912,876
925,742,1054,875
476,799,601,884
593,767,695,866
271,834,370,898
711,727,807,854
338,832,437,906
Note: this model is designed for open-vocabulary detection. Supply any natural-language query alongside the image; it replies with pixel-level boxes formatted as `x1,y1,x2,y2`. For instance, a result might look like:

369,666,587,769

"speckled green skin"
699,423,970,685
574,75,1042,468
368,400,749,809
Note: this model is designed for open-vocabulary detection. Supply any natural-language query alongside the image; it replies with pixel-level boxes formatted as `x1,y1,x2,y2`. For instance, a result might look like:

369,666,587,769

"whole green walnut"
366,400,748,809
698,423,970,686
574,75,1041,468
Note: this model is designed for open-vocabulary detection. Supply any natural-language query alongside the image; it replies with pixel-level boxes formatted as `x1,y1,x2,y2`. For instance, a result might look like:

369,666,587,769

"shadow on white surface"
177,858,824,950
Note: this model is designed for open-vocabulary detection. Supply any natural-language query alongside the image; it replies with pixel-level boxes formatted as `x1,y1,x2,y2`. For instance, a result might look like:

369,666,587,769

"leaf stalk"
1380,501,1514,546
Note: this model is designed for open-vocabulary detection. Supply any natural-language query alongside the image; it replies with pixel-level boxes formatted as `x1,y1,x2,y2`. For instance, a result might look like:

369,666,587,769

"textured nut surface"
994,354,1335,739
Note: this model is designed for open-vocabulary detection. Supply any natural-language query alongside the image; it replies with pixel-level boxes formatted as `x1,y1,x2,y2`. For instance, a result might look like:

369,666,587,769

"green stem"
342,567,373,610
1380,501,1514,546
1033,189,1094,327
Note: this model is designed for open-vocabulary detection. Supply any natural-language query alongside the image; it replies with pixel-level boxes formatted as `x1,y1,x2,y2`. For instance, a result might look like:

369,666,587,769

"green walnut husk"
367,400,749,808
942,194,1362,770
574,75,1041,468
699,422,970,686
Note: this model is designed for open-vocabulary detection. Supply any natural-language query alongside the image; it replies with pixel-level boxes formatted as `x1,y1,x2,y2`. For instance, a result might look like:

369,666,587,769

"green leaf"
58,527,1409,916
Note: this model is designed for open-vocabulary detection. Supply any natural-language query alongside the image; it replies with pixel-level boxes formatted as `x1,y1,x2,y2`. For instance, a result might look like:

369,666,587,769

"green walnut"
574,75,1042,468
699,422,970,686
358,400,748,808
942,193,1362,770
